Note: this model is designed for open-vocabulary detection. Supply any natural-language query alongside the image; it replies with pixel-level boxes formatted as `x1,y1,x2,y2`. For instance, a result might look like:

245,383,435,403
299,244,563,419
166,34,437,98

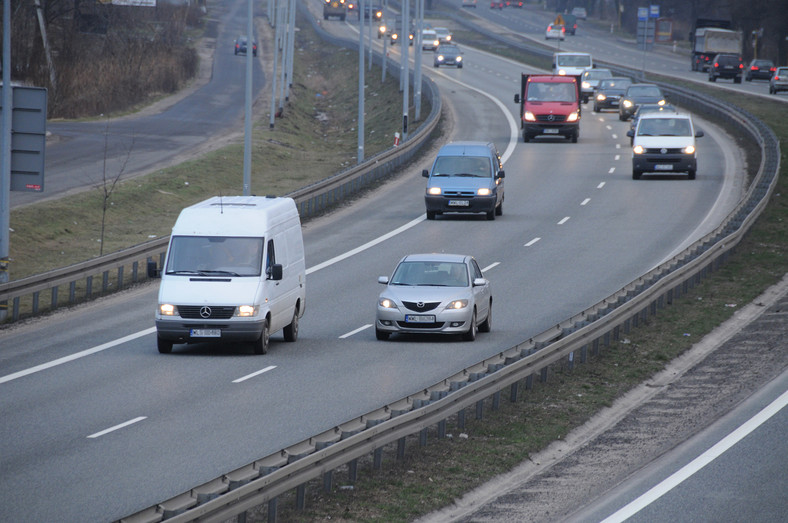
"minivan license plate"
448,200,469,207
191,328,221,337
405,314,435,323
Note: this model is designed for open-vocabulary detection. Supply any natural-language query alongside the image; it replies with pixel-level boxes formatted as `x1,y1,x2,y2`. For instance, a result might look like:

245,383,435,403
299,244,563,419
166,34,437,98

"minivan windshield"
166,236,264,277
432,155,491,177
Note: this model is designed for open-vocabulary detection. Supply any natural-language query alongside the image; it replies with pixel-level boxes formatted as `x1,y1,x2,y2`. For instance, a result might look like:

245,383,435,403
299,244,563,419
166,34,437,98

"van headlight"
558,69,567,75
477,188,492,196
236,305,259,317
567,111,579,122
683,145,696,154
159,303,177,316
657,99,666,106
427,186,442,195
633,145,645,154
582,81,591,89
524,111,536,122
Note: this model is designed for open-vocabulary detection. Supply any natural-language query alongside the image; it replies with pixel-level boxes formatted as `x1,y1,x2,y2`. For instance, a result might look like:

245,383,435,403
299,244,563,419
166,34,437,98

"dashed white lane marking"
87,416,147,439
233,365,277,383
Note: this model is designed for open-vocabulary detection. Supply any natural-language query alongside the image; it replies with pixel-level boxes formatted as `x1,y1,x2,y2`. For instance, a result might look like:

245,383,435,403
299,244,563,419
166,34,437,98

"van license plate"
544,128,559,134
448,200,469,207
654,164,673,171
191,328,221,337
405,314,435,323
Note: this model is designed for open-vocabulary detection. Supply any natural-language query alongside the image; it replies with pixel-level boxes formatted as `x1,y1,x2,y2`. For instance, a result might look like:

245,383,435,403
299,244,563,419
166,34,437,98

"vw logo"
200,306,212,318
660,148,668,154
417,301,425,308
547,114,555,121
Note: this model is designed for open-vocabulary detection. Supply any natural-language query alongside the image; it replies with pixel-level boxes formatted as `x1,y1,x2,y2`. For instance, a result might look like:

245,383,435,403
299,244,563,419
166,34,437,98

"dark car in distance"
708,53,744,83
593,77,632,112
434,43,463,68
619,83,667,121
234,35,257,57
745,59,776,81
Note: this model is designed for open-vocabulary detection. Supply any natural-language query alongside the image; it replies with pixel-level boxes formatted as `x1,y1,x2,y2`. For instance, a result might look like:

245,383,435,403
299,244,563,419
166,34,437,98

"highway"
0,1,771,521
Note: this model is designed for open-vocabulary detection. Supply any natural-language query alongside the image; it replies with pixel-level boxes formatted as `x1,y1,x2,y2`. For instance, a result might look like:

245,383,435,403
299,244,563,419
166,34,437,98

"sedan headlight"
427,186,442,195
159,303,177,316
379,298,398,309
596,93,606,101
523,111,536,122
236,305,258,317
437,54,445,62
622,99,633,108
456,56,462,62
446,299,469,310
657,99,666,106
683,145,696,154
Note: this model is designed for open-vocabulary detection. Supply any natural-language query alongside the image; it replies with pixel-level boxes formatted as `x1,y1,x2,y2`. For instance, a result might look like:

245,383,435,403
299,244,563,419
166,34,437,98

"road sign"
0,85,47,192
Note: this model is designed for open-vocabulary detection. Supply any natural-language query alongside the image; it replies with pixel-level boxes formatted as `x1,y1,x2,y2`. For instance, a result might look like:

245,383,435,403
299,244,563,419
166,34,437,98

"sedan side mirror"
378,276,389,284
472,277,487,287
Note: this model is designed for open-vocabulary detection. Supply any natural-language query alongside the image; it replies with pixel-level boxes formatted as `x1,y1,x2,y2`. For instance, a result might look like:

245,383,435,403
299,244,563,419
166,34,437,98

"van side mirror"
626,130,634,138
147,260,161,279
695,129,704,138
269,263,283,281
422,169,430,178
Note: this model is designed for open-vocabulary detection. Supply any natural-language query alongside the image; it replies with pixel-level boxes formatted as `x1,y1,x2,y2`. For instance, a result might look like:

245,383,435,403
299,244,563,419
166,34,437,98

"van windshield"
637,118,692,137
557,54,591,67
166,236,264,277
431,156,491,177
527,82,576,102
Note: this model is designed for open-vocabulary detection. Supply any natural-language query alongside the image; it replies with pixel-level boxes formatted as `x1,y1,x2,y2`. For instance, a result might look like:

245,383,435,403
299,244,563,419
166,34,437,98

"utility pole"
358,0,365,163
1,0,13,319
243,0,253,195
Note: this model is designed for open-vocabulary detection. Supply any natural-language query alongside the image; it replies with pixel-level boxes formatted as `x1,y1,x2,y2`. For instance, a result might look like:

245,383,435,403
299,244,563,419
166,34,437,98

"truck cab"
513,74,581,143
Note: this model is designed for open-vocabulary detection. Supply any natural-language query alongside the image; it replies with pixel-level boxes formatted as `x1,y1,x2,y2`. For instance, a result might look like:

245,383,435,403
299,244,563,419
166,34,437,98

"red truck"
513,74,581,143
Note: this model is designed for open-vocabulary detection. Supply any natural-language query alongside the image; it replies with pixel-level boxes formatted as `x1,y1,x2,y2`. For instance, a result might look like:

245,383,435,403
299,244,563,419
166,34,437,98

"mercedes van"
148,196,306,354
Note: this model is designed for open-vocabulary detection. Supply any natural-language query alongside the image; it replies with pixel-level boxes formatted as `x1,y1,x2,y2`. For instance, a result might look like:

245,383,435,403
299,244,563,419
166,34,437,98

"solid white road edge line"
600,389,788,523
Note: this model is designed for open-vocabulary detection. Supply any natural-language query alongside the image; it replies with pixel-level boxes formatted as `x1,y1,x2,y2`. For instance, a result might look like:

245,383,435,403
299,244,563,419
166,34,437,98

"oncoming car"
376,253,492,341
423,141,505,220
434,43,463,68
627,113,704,180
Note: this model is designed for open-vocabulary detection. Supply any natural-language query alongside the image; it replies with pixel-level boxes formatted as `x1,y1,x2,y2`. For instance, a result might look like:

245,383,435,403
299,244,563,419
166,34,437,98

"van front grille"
178,305,235,319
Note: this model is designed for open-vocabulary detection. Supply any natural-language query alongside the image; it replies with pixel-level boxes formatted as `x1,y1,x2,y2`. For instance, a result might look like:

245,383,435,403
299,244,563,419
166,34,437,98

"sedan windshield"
166,236,264,276
391,261,469,287
628,86,662,98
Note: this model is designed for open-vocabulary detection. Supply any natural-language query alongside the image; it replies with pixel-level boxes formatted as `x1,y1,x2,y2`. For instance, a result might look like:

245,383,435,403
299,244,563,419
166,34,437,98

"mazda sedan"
376,254,492,341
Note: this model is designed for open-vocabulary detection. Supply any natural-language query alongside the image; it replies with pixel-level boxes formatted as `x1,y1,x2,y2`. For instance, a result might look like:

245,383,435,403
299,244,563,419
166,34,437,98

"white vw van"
148,196,306,354
553,52,593,76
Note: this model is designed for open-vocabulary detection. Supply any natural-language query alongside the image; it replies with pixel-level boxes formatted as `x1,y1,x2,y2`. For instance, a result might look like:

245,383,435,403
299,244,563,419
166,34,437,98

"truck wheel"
157,337,173,354
593,103,599,113
283,306,299,342
253,318,269,354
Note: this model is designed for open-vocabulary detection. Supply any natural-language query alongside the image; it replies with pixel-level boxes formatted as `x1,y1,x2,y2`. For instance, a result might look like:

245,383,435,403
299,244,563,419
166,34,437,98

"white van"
553,52,593,76
148,195,306,354
627,112,704,180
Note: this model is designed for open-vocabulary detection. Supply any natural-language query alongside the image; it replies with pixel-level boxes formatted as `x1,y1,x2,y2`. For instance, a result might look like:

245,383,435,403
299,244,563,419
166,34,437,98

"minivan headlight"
477,188,492,196
427,187,442,195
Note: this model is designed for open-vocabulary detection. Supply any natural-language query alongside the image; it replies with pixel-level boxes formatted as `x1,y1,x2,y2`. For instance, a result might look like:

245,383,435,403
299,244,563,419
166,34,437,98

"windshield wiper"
198,270,241,276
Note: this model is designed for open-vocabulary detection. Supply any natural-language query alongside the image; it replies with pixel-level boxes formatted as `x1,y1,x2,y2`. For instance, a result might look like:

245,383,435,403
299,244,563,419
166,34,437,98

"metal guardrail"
118,6,781,523
0,2,441,324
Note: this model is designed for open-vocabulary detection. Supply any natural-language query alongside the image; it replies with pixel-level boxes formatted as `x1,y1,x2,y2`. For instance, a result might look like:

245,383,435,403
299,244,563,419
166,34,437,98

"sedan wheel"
479,301,492,332
462,310,477,341
375,328,390,340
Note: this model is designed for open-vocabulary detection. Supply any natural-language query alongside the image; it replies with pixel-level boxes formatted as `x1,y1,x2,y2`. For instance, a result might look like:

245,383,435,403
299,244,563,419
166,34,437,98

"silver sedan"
376,253,492,341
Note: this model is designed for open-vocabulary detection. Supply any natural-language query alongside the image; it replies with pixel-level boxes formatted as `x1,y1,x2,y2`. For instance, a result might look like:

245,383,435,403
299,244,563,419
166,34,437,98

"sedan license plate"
448,200,469,207
654,164,673,171
191,328,221,337
405,314,436,323
543,128,559,134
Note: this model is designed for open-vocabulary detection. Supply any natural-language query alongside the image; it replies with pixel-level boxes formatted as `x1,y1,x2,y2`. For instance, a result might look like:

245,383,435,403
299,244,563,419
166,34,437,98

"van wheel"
462,310,477,341
632,170,642,180
688,170,696,180
283,307,299,342
253,318,269,354
157,337,173,354
522,133,530,143
571,131,578,143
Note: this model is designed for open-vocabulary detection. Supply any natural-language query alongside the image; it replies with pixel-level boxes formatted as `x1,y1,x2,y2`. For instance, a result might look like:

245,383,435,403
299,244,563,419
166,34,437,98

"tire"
253,318,269,354
458,64,463,69
746,76,752,82
426,210,436,220
522,133,530,142
486,209,495,220
619,113,626,121
157,337,173,354
462,310,477,341
283,306,299,342
688,169,696,180
495,200,503,216
375,328,390,340
593,103,599,113
734,77,742,84
571,131,578,143
479,301,492,333
632,169,642,180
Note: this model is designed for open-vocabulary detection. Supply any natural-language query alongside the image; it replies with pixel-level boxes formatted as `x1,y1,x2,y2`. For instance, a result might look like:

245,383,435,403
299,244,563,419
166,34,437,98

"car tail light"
738,63,744,69
770,67,776,73
750,66,758,71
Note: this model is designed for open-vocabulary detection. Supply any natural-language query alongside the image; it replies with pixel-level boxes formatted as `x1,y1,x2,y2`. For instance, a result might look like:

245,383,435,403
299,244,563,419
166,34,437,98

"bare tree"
95,118,135,256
